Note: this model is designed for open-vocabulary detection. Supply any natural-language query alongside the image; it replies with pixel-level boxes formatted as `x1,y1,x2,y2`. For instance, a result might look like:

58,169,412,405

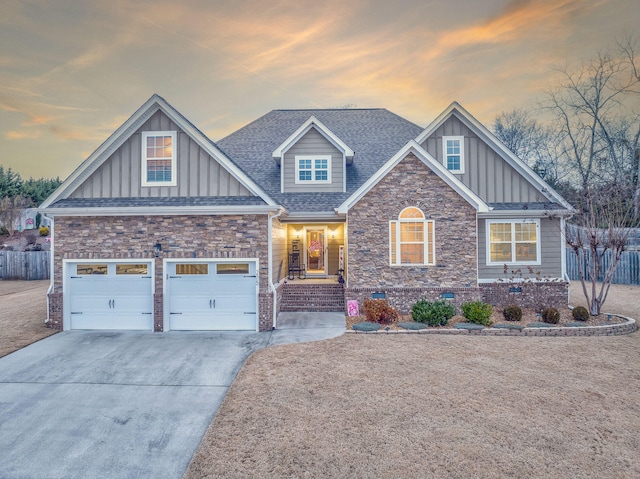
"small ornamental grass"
461,300,493,326
502,304,523,322
411,299,456,327
572,306,589,322
362,299,399,324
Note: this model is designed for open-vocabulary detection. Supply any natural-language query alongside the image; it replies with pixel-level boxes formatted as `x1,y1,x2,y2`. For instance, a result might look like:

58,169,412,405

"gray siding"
478,217,563,280
282,128,344,193
71,110,253,199
421,115,545,203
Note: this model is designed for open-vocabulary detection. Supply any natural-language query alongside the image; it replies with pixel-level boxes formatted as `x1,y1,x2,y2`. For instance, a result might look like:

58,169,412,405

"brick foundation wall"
47,292,63,331
479,282,569,310
347,153,478,290
345,286,481,315
50,214,274,331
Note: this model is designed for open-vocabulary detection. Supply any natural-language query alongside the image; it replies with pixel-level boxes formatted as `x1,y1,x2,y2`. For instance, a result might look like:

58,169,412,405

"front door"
305,227,327,276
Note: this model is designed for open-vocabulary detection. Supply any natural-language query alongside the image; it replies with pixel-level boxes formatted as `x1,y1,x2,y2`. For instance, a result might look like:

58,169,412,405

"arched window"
389,207,435,265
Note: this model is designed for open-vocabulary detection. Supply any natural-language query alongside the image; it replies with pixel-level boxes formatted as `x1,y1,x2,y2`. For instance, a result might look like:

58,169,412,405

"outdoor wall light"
154,242,162,257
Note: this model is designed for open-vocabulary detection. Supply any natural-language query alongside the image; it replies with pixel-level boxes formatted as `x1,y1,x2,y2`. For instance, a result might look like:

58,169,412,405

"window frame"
486,219,541,266
294,155,332,184
442,136,465,174
141,131,177,187
389,207,435,266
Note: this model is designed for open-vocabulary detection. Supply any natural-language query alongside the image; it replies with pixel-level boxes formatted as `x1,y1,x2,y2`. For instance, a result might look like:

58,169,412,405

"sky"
1,0,639,180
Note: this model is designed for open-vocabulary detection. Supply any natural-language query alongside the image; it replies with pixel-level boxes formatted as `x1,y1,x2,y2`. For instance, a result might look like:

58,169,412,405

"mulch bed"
346,307,626,331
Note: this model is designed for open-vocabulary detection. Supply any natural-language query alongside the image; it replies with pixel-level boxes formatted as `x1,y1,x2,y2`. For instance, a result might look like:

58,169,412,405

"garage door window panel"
216,263,250,275
116,264,148,275
176,263,209,275
76,264,108,275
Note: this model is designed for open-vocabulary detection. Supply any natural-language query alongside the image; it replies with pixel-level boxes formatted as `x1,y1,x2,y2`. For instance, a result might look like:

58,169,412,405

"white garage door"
167,261,257,331
67,262,153,330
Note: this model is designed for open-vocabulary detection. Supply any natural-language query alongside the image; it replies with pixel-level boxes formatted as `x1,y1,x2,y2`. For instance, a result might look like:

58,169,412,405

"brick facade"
49,214,274,331
479,281,569,310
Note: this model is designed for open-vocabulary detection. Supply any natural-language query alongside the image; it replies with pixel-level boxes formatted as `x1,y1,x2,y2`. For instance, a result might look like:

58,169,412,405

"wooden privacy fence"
0,251,50,280
566,247,640,285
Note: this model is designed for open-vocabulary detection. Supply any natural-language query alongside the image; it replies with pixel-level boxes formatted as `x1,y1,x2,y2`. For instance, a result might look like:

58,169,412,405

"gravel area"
185,283,640,478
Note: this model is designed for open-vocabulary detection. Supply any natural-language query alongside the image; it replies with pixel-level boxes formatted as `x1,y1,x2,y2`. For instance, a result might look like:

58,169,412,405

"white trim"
40,94,276,209
337,140,489,214
163,257,260,332
268,209,285,329
141,131,177,187
560,216,567,281
416,102,573,211
442,136,465,174
485,218,541,266
294,155,332,184
41,205,281,217
63,258,155,331
272,115,354,162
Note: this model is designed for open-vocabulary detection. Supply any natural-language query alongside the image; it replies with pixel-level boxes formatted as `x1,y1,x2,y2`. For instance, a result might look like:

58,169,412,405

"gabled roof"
272,115,355,165
337,141,489,214
40,94,276,210
217,109,423,214
415,101,574,211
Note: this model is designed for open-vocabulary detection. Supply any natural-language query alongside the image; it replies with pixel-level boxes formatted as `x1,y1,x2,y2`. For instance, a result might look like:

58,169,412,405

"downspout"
268,207,285,330
43,213,54,324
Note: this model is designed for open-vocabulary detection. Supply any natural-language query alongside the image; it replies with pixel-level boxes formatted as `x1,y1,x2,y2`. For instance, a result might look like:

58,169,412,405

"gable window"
487,219,540,265
389,207,435,266
443,136,464,174
141,131,177,187
295,155,331,184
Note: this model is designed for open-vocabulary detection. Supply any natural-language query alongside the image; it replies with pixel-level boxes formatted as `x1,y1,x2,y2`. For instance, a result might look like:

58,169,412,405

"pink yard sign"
347,300,359,317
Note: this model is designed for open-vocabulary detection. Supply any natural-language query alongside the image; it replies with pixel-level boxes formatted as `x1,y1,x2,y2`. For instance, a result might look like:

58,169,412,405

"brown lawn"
185,283,640,479
0,280,55,357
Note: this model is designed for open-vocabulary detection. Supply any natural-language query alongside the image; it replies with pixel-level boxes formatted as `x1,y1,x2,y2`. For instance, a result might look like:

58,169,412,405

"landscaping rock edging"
347,315,637,337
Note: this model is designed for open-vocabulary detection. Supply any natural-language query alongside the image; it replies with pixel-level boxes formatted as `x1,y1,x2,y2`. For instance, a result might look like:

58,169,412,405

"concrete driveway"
0,313,345,479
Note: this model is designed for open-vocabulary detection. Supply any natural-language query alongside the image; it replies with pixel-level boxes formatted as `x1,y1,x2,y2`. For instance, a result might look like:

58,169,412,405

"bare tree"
566,184,637,315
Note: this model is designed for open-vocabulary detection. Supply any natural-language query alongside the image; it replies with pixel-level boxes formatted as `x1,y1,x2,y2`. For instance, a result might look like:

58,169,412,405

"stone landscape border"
346,315,637,336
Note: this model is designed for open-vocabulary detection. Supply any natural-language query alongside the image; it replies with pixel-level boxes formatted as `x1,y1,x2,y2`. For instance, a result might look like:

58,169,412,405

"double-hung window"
389,207,435,266
295,155,331,184
487,219,540,265
141,131,177,187
442,136,464,174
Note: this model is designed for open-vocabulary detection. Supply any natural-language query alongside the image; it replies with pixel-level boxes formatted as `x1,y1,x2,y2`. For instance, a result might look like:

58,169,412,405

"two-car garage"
64,259,258,331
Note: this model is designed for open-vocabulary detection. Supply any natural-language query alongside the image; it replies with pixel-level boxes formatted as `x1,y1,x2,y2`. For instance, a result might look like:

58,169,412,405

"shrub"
411,299,456,327
461,301,493,326
503,304,522,322
572,306,589,322
39,226,49,236
0,225,8,236
363,299,399,324
541,307,560,324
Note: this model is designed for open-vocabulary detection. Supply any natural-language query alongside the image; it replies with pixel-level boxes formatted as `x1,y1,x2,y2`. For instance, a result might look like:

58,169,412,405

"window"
141,131,177,186
116,264,148,275
442,136,464,173
389,207,435,266
76,264,108,275
295,155,331,184
176,263,208,275
487,219,540,265
216,263,249,275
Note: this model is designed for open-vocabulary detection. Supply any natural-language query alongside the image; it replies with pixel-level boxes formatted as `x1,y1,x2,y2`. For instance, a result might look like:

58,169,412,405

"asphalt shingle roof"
51,197,267,208
216,109,424,213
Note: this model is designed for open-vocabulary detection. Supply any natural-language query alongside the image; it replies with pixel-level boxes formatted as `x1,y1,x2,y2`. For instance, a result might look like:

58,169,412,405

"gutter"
268,207,286,330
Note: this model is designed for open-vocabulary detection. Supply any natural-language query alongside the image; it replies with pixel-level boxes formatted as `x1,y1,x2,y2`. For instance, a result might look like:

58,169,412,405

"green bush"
541,307,560,324
411,299,456,327
461,301,493,326
503,304,522,322
39,226,49,236
572,306,589,322
363,299,399,324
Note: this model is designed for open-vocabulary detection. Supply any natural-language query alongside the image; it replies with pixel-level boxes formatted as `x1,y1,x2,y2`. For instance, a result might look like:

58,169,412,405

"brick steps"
280,283,345,312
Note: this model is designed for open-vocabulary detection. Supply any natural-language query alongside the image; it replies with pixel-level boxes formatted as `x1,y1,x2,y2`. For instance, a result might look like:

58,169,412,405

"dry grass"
0,280,56,357
185,283,640,479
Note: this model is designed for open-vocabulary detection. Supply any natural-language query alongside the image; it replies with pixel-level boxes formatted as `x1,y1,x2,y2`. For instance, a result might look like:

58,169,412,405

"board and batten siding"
71,110,253,199
282,128,344,193
478,217,563,280
421,116,544,204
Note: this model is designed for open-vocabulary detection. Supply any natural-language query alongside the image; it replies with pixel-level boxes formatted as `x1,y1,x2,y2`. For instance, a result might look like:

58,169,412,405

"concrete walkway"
0,312,345,479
